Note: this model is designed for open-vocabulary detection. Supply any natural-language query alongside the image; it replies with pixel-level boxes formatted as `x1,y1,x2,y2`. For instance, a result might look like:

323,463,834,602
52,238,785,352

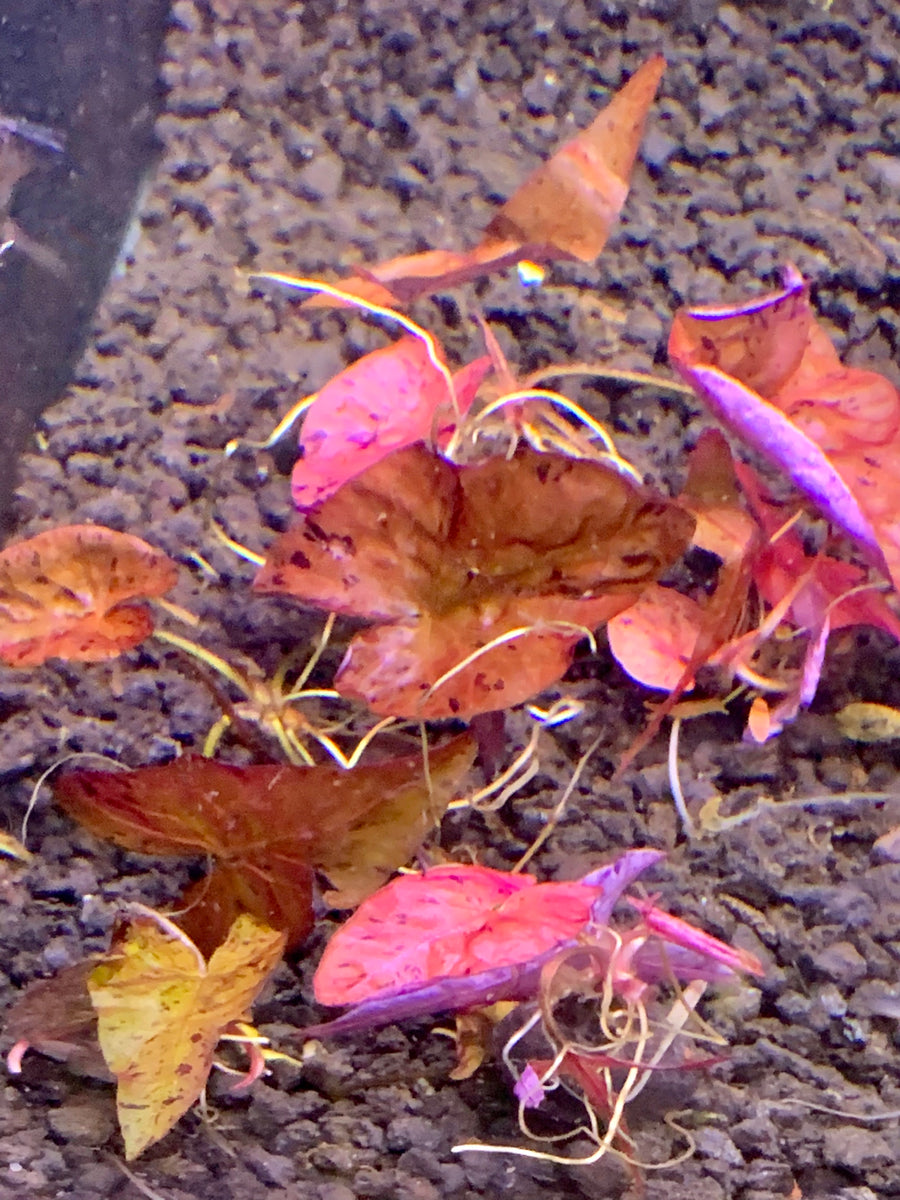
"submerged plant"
302,851,763,1171
3,51,896,1178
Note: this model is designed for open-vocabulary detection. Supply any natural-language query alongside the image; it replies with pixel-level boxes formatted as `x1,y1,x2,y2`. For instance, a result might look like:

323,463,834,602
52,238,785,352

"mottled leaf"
301,850,763,1044
0,525,177,666
54,737,475,955
482,54,665,261
89,909,284,1158
256,443,694,719
314,853,663,1007
292,336,491,508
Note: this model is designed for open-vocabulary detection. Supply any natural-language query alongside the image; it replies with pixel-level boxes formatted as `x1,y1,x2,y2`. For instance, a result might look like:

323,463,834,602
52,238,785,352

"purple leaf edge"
298,849,667,1041
681,362,887,576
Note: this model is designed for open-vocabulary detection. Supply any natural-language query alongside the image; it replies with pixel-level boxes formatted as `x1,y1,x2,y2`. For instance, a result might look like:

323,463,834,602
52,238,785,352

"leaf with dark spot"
669,265,900,588
88,909,284,1158
54,738,476,954
256,443,693,719
0,525,177,666
292,335,491,508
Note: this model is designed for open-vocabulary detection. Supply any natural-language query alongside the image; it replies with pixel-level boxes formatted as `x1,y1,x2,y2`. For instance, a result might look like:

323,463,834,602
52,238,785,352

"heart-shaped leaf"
0,525,177,666
256,443,694,719
55,736,475,954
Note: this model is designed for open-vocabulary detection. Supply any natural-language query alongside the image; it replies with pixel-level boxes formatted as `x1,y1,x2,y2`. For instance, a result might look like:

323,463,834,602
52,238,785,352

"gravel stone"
46,1102,116,1147
5,5,900,1200
809,941,868,986
822,1126,893,1173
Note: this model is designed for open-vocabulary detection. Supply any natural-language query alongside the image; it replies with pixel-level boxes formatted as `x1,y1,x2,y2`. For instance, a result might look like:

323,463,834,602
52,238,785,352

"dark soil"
2,2,900,1198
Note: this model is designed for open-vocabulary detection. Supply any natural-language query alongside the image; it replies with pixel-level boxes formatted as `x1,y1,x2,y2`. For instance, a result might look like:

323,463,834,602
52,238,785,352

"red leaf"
679,429,760,565
309,244,529,309
303,56,665,309
310,851,761,1022
669,266,900,589
610,433,758,756
629,897,764,978
313,862,611,1006
736,460,900,642
54,737,475,955
256,443,694,719
607,584,705,691
481,54,665,262
0,525,177,666
292,336,491,508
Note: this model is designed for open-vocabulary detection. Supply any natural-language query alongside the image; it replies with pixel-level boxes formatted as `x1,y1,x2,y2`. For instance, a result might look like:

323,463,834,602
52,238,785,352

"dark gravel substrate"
2,2,900,1198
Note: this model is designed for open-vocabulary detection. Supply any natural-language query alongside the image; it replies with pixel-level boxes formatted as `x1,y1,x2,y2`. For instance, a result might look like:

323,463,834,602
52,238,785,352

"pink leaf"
669,266,900,586
313,862,607,1007
628,897,764,977
736,461,900,643
607,585,704,691
292,337,491,509
300,852,764,1043
313,852,664,1009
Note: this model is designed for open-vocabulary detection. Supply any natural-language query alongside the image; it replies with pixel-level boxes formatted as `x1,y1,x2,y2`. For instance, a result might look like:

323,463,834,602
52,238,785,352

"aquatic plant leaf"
302,243,527,310
481,53,665,261
610,433,759,710
448,1003,518,1081
607,584,705,691
835,702,900,743
628,898,764,978
88,908,285,1159
735,460,900,643
292,336,491,508
731,461,900,739
679,429,760,565
54,737,475,955
303,850,760,1043
303,56,665,308
256,443,694,719
4,960,110,1080
0,525,177,666
313,852,662,1007
318,734,476,909
334,595,630,720
669,265,900,587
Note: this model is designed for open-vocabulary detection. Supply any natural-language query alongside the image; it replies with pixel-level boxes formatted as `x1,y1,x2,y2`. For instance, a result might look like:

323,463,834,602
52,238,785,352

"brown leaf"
54,737,476,954
448,1003,519,1081
481,54,666,261
0,525,177,666
4,960,110,1080
255,443,694,719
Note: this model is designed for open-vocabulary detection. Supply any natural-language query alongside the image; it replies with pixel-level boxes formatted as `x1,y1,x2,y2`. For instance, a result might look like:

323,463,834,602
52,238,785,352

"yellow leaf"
88,907,285,1159
448,1002,519,1081
0,832,33,864
835,702,900,743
